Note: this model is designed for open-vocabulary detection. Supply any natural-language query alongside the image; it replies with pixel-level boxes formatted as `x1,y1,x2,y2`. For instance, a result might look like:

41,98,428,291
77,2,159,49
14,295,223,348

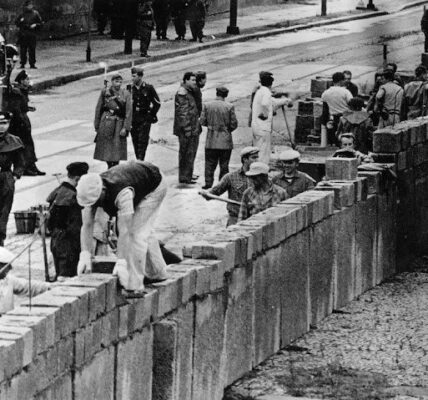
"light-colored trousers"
124,178,168,291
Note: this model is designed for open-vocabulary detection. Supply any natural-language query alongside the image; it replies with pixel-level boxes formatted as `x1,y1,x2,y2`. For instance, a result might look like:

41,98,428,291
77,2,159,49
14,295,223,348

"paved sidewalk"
6,0,428,91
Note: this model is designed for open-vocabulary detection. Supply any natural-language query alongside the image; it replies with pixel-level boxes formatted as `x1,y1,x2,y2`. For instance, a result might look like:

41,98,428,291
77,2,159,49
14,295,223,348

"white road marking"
32,119,86,136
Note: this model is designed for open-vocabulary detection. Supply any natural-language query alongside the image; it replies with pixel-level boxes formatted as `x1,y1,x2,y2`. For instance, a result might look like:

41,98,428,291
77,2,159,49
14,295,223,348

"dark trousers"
178,134,199,182
51,230,79,277
96,12,109,34
19,34,36,67
131,120,152,160
174,17,186,37
0,172,15,245
155,16,169,38
139,28,152,55
425,32,428,53
204,148,231,187
190,20,204,40
9,115,37,170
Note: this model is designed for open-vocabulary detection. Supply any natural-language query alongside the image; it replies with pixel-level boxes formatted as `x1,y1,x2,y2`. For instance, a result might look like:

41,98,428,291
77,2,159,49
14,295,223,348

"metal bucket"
14,211,38,234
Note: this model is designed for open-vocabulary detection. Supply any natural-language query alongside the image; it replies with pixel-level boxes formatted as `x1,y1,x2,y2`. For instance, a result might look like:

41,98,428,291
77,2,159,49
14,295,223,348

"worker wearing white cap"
238,161,288,221
76,160,168,296
272,148,315,198
200,146,259,226
0,247,50,315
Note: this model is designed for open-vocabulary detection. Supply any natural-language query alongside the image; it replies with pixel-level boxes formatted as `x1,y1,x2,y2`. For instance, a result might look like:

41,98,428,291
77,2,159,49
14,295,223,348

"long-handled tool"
198,190,241,206
281,105,296,149
38,205,50,282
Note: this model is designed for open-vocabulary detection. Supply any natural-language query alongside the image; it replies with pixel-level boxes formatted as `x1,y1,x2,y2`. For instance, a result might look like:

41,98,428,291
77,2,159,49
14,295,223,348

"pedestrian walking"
153,0,170,40
137,0,155,57
173,72,200,184
6,70,45,176
187,0,206,42
94,74,132,168
251,71,291,164
375,69,403,128
0,247,50,315
201,146,259,226
46,162,89,280
238,161,288,221
272,149,315,198
129,67,161,160
15,0,42,69
93,0,111,35
170,0,188,40
76,160,169,296
200,86,238,189
321,72,353,146
0,112,25,247
400,65,428,120
422,9,428,53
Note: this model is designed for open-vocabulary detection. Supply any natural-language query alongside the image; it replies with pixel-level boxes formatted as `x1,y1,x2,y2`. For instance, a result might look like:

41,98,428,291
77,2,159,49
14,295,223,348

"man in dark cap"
129,67,161,160
46,161,89,280
200,86,238,189
0,112,25,247
15,0,43,69
6,69,45,176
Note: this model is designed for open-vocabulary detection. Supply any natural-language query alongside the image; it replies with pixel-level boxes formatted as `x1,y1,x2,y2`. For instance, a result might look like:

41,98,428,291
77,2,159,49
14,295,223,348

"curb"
31,2,423,92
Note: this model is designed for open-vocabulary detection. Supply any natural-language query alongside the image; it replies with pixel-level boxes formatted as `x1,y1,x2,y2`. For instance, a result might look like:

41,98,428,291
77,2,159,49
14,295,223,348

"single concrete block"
165,264,198,304
373,127,402,153
100,309,119,348
116,326,153,400
74,347,115,400
224,264,254,386
325,157,358,180
314,183,346,210
0,338,21,381
357,170,382,194
277,203,308,231
235,220,264,256
33,373,72,400
309,218,335,325
281,198,314,225
253,251,281,365
191,241,236,269
57,336,74,376
332,207,356,309
279,231,310,346
355,196,378,296
250,214,276,250
0,324,33,367
149,276,181,318
128,287,159,330
192,291,227,400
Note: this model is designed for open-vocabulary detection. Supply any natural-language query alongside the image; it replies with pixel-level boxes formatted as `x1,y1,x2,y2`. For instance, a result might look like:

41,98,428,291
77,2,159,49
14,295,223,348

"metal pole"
86,0,92,62
226,0,240,34
321,0,327,16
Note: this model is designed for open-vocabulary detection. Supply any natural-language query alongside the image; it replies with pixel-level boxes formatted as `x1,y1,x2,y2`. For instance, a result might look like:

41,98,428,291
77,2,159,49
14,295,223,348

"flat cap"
259,71,273,79
278,149,300,161
245,161,269,176
216,86,229,97
66,162,89,177
240,146,259,157
76,173,103,207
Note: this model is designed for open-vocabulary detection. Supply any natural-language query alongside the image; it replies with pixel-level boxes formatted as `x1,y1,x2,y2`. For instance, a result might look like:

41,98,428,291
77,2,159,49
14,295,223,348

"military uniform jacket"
15,9,42,38
130,82,161,123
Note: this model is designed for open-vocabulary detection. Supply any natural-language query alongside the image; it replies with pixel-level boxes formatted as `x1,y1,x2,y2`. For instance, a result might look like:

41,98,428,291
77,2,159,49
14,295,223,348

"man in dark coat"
187,0,205,42
129,67,161,160
93,0,111,35
153,0,170,40
15,0,42,69
123,0,138,54
137,0,155,57
110,0,126,39
170,0,188,40
46,162,89,280
173,71,200,184
0,112,25,246
6,70,45,176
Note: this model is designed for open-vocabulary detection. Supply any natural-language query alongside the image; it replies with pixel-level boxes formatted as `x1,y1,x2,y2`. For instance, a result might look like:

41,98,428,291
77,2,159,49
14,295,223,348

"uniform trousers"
204,148,231,187
173,16,186,37
139,27,152,55
178,134,199,182
0,172,15,246
155,15,169,38
131,120,152,160
190,20,204,40
19,34,36,67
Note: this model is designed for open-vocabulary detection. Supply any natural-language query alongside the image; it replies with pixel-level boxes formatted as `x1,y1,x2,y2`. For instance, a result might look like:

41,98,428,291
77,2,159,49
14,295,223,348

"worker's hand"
258,113,267,121
113,259,130,289
119,128,128,137
77,250,92,275
199,190,212,201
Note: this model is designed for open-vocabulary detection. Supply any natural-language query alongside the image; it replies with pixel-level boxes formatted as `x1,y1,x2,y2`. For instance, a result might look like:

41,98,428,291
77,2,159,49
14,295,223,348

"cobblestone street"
225,260,428,400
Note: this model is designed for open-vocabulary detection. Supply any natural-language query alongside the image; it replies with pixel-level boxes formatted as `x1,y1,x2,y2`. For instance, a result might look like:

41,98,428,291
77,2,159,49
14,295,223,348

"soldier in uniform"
153,0,170,40
170,0,188,40
137,0,155,57
187,0,206,43
6,70,45,176
129,67,161,160
0,112,25,247
46,162,89,280
15,0,42,69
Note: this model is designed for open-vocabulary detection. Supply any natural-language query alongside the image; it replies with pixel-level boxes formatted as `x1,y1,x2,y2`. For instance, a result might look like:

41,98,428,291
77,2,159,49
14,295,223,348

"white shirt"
321,86,353,115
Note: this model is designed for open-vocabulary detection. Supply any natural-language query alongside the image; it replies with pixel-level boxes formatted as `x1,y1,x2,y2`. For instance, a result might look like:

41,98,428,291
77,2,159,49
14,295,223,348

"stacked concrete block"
325,157,359,180
294,99,323,144
310,76,332,98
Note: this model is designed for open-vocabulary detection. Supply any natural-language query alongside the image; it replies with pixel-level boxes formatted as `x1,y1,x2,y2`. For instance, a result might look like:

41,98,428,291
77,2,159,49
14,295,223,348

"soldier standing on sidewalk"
129,67,161,160
6,70,45,176
153,0,170,40
170,0,188,40
187,0,206,43
15,0,42,69
137,0,155,57
0,112,25,247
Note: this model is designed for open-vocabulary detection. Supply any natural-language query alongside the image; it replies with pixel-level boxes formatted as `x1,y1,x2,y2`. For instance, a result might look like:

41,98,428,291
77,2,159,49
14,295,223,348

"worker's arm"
77,206,97,274
114,188,135,260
